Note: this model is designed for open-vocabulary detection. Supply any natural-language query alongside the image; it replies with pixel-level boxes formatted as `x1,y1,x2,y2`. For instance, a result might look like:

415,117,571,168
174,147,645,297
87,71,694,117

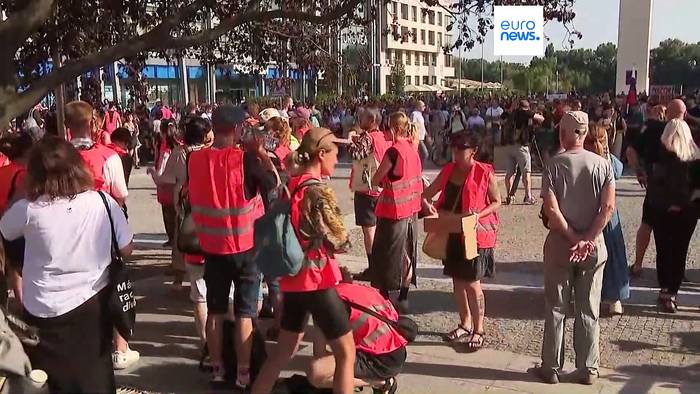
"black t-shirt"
635,119,666,176
688,106,700,118
505,109,535,145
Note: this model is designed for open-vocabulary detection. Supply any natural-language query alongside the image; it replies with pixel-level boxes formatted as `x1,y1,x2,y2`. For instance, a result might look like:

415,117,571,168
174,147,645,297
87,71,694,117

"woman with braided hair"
252,128,356,394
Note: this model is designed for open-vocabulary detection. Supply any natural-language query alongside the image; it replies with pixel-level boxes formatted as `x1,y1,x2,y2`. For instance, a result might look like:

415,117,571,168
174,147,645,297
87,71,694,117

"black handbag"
344,300,418,343
176,151,202,255
97,192,136,340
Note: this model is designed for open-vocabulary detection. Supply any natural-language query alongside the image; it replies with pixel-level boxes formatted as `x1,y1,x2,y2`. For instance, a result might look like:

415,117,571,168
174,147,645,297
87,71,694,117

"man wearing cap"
537,111,615,385
503,99,544,205
188,105,278,386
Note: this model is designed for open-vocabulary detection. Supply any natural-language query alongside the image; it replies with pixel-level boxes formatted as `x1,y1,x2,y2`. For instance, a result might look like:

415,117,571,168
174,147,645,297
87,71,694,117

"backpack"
252,178,321,279
220,320,267,385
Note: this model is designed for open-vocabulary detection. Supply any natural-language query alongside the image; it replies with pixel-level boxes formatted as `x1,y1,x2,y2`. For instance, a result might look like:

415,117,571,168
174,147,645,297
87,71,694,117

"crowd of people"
0,88,698,393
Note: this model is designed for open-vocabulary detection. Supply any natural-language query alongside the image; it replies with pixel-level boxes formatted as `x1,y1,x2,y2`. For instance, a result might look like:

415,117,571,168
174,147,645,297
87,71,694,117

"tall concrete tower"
616,0,654,95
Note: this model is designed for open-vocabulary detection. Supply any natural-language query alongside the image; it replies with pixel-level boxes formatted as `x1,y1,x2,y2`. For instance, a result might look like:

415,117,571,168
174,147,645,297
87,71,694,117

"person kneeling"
307,272,406,394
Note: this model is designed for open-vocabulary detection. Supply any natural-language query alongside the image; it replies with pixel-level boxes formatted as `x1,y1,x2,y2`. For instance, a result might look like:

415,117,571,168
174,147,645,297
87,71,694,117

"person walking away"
189,105,277,386
626,105,666,277
307,270,406,394
422,132,500,350
348,108,392,282
0,137,133,393
104,102,122,138
584,126,629,315
485,99,504,146
536,111,615,385
123,111,141,169
370,112,423,313
647,112,700,313
410,101,429,165
152,120,178,248
108,128,135,186
252,128,356,394
503,100,544,205
64,100,136,370
0,132,34,308
153,116,214,363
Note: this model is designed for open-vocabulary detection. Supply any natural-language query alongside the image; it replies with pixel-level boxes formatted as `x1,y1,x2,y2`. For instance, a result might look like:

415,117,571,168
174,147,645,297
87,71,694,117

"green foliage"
389,63,406,96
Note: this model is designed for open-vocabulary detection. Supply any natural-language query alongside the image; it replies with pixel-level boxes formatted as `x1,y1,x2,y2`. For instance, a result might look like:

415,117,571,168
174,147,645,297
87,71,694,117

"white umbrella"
404,84,422,92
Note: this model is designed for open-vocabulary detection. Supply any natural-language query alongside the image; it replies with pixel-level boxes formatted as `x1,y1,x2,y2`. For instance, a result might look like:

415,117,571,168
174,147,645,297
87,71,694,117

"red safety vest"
436,161,499,248
0,162,25,213
349,130,392,197
375,139,423,220
274,144,292,170
188,147,257,255
336,283,407,355
279,173,342,293
78,143,118,194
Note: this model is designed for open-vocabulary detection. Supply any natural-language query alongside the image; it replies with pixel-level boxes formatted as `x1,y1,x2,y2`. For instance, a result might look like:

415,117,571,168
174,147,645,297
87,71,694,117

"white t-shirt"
410,111,427,141
485,106,504,120
0,191,133,318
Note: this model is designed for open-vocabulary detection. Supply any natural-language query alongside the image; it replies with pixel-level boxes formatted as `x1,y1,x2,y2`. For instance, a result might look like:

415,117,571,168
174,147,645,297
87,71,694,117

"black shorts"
354,192,378,227
280,288,351,341
355,347,407,381
204,252,260,317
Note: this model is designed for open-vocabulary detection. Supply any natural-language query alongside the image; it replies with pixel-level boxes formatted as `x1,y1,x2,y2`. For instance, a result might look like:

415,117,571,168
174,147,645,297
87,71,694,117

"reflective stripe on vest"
360,322,392,348
350,304,388,331
375,140,423,220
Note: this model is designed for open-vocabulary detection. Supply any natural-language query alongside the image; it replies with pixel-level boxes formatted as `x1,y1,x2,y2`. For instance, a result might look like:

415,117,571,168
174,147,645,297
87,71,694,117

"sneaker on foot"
532,366,559,384
235,367,251,389
210,365,226,383
609,300,623,315
576,369,598,385
372,377,398,394
112,347,140,370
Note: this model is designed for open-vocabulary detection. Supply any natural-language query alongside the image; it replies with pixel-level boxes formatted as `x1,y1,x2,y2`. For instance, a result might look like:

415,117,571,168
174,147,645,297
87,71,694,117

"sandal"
442,324,472,342
466,331,486,351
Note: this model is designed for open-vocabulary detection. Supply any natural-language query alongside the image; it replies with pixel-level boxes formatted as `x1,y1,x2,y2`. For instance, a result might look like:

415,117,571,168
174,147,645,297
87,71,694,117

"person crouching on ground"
369,112,423,313
422,132,501,351
307,268,406,394
252,128,356,394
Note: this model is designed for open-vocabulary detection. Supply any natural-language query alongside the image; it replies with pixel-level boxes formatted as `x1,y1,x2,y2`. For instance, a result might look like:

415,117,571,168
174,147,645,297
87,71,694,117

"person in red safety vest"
252,128,356,394
422,131,501,351
0,132,34,308
188,105,277,387
307,268,406,394
64,100,137,370
369,112,423,313
65,101,129,207
347,108,392,283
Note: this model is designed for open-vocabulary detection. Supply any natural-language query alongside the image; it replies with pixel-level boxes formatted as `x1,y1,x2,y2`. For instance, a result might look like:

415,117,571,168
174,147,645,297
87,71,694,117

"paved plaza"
116,158,700,393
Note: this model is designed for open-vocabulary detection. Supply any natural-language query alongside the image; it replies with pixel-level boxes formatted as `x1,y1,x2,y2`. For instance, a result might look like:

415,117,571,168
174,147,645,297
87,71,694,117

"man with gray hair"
536,111,615,385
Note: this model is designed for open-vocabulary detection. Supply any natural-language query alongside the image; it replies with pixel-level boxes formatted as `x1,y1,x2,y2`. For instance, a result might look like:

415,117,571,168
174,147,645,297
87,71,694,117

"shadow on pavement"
401,360,534,383
408,289,545,320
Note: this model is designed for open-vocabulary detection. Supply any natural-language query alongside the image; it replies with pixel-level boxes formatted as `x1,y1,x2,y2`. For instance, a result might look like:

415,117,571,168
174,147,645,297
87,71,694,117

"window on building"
445,15,450,27
445,53,452,67
420,29,425,44
386,75,392,90
428,11,435,25
423,76,430,85
415,76,420,85
421,9,426,23
411,6,417,21
406,76,411,85
445,34,452,46
406,51,411,65
401,3,408,20
431,76,437,85
412,28,417,43
415,52,420,64
428,31,435,46
401,26,409,41
431,53,437,66
423,53,429,66
391,1,397,15
387,49,392,64
438,32,442,46
438,12,443,26
395,50,402,64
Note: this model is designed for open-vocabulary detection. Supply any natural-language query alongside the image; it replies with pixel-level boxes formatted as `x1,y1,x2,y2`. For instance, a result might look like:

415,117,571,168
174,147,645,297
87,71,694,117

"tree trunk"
53,49,66,139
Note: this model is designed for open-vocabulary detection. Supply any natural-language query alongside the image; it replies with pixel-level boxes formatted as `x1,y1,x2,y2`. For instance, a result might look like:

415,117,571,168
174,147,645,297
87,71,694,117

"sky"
462,0,700,63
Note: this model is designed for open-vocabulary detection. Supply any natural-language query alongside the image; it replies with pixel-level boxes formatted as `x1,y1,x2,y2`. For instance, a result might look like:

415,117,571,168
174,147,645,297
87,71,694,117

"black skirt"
24,289,115,394
370,215,418,291
443,245,495,282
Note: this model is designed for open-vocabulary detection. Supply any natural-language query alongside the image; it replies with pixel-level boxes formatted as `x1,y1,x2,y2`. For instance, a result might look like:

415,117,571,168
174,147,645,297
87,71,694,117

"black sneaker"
532,366,559,384
373,377,398,394
353,268,372,282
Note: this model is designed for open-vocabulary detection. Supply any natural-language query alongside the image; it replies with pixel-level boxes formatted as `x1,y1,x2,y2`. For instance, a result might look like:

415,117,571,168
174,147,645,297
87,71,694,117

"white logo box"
493,5,545,57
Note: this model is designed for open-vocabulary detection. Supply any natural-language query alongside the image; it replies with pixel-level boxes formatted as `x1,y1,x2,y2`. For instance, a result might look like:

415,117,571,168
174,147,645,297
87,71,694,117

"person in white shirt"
410,100,429,164
485,100,504,145
0,137,133,393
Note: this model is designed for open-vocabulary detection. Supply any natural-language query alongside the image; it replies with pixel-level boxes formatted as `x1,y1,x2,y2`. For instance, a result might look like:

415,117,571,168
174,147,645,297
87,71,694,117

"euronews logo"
494,5,544,56
499,20,541,41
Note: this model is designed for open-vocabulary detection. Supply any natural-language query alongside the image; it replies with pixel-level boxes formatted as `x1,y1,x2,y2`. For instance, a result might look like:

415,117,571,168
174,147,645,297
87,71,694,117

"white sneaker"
609,300,623,315
112,347,140,370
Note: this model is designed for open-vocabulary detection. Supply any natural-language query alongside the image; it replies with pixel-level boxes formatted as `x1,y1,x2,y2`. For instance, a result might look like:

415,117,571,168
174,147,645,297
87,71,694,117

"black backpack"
219,320,268,385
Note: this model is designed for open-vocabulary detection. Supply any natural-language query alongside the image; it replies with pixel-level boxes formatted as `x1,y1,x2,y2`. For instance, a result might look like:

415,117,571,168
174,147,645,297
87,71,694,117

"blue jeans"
418,140,429,165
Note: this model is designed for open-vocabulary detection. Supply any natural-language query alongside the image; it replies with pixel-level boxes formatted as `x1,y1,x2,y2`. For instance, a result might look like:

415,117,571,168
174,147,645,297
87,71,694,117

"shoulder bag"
176,150,202,255
97,191,136,340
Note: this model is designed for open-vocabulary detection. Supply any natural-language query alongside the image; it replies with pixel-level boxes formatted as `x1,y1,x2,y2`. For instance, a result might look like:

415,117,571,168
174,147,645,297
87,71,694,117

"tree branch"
0,0,55,49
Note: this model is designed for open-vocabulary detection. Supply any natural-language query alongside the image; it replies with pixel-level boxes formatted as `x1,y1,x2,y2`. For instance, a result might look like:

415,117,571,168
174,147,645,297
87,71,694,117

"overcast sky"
461,0,699,62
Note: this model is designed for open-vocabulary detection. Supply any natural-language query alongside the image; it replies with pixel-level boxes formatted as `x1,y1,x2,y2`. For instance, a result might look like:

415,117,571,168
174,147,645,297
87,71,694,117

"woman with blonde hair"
585,126,630,315
369,112,423,312
646,117,700,312
252,128,356,394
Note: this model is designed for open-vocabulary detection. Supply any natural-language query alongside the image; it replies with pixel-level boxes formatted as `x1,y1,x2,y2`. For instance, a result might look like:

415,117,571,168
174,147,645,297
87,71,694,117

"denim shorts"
204,251,261,317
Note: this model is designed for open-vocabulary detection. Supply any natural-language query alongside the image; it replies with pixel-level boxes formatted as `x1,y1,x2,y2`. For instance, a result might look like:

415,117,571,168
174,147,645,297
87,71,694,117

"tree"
651,39,700,90
1,0,579,127
389,63,406,95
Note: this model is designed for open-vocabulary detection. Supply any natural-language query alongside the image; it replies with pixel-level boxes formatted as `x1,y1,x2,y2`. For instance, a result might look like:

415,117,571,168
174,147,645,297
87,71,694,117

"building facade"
615,0,653,95
379,0,455,93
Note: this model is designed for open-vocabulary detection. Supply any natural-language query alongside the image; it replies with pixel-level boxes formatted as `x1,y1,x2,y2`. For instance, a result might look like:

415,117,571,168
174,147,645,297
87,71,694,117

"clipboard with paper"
423,214,479,261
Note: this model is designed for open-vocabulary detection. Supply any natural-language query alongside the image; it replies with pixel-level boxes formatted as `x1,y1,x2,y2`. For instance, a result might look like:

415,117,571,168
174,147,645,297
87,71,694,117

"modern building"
377,0,455,93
